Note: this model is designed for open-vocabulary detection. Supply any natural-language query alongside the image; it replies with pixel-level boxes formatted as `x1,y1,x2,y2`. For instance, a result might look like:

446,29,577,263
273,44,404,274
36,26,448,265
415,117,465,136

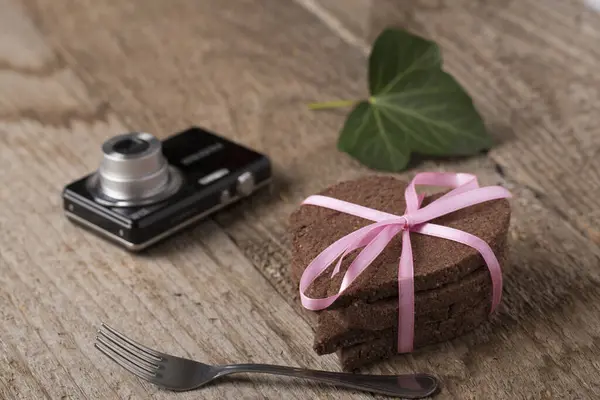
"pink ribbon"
299,172,512,352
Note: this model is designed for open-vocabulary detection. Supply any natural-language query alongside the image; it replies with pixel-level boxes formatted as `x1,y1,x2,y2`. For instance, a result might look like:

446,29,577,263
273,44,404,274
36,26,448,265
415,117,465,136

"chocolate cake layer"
314,264,492,354
338,300,490,371
290,176,511,308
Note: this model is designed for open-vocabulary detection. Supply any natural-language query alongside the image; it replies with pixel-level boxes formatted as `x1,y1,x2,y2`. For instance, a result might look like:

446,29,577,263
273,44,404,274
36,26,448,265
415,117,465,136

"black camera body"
62,126,271,251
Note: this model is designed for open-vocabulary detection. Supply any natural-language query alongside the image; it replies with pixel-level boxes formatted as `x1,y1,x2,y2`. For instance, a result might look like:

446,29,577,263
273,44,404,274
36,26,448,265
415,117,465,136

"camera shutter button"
236,172,255,196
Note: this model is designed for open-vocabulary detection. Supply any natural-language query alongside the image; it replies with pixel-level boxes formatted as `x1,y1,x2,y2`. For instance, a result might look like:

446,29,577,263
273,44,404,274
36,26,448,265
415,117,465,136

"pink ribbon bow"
299,172,512,353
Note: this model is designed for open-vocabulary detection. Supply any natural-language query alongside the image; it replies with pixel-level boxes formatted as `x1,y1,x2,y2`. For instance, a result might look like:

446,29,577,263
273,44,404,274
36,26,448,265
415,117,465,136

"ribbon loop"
299,173,511,353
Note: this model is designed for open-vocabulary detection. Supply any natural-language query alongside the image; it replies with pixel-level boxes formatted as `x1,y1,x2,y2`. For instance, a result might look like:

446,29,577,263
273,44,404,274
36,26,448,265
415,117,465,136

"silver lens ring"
87,132,183,207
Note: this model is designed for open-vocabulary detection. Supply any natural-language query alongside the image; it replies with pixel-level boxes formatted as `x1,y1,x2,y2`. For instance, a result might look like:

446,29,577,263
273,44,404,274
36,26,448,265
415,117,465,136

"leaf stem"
307,99,359,110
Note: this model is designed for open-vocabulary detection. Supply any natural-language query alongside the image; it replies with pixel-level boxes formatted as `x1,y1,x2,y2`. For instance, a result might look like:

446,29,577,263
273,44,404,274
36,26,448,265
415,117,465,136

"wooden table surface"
1,0,599,398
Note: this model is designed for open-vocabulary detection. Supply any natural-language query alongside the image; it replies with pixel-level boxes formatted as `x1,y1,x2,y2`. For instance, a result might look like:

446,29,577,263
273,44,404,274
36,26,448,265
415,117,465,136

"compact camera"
62,126,271,251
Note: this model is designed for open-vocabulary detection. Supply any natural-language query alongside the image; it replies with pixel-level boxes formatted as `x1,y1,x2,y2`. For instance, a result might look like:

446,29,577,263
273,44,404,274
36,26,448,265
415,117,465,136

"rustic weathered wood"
2,0,600,398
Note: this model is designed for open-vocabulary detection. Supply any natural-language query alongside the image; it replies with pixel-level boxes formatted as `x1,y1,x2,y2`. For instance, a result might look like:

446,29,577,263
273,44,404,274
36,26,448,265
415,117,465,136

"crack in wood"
0,101,111,128
0,56,65,78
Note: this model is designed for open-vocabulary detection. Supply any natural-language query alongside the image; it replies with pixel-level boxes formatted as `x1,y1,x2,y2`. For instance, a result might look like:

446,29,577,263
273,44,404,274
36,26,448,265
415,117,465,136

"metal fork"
94,323,439,398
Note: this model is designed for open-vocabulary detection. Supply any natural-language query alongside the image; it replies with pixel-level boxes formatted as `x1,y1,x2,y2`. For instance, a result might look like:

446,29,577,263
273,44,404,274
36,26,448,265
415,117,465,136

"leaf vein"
377,103,451,146
377,106,446,151
376,102,484,141
373,108,405,167
349,107,373,149
377,87,459,101
376,47,437,96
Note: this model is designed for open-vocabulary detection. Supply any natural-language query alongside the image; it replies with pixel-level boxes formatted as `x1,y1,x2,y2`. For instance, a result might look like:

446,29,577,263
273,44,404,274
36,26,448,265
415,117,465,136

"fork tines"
95,323,163,382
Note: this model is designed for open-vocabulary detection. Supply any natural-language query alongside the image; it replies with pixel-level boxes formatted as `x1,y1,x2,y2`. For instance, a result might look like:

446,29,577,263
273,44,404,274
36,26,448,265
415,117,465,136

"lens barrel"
88,132,182,207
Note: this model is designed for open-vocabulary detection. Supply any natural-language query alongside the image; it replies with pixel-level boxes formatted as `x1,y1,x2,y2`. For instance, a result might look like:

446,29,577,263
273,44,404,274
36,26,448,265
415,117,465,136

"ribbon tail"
299,225,375,310
300,220,407,311
397,230,415,353
339,225,403,292
415,223,503,313
331,226,384,277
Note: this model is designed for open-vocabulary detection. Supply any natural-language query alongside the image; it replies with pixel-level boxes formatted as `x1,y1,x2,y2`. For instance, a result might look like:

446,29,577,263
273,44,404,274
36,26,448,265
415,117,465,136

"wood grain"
2,0,600,398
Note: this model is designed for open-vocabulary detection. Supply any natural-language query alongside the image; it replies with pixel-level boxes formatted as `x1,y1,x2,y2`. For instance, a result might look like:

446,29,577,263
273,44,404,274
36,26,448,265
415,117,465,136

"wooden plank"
10,0,600,398
0,1,376,399
0,300,53,400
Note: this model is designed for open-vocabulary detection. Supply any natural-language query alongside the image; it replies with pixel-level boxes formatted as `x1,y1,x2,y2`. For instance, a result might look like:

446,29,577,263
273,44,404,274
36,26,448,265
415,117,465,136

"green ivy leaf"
312,28,493,172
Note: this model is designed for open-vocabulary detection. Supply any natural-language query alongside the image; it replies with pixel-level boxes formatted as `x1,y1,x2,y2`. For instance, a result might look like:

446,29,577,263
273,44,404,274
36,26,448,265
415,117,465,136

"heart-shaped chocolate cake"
289,175,511,370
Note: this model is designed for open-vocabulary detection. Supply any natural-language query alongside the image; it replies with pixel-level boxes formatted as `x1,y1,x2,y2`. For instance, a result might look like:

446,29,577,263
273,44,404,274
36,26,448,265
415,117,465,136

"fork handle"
215,364,439,398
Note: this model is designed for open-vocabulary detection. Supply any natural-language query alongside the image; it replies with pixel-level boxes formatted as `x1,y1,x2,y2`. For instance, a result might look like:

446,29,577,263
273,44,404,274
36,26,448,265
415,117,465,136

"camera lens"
87,132,183,206
112,137,150,155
